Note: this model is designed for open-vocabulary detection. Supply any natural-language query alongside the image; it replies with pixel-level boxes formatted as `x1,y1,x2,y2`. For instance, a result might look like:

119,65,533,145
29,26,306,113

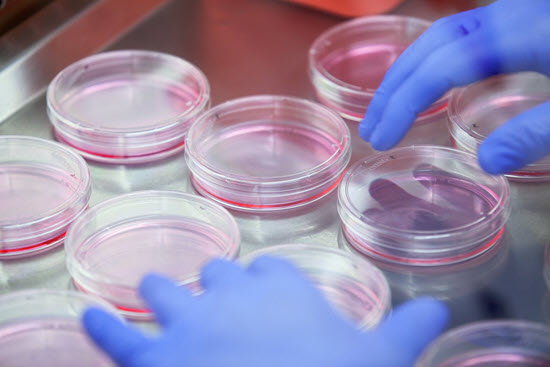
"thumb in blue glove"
82,256,448,367
358,0,550,175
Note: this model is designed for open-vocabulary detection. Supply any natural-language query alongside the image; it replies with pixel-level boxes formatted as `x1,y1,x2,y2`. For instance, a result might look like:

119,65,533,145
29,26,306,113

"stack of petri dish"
308,15,447,124
0,290,116,367
47,50,210,164
185,95,351,212
338,146,511,266
240,244,390,329
448,72,550,181
415,321,550,367
64,191,240,319
0,136,91,258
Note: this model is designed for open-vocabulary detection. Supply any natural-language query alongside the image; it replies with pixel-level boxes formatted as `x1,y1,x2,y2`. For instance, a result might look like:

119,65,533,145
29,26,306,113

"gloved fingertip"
139,273,175,297
82,307,119,342
405,297,449,329
477,142,522,175
358,119,373,142
369,128,393,151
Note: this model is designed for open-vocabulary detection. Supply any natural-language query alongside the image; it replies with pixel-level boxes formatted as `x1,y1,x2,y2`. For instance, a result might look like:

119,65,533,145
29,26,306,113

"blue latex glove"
83,257,448,367
358,0,550,175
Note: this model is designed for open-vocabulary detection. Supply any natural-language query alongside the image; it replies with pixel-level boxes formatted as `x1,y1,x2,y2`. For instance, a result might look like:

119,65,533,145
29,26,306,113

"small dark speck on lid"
472,123,479,128
389,155,396,159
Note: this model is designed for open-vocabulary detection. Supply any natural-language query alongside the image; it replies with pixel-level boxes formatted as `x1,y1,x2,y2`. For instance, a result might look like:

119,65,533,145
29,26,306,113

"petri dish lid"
0,136,91,258
0,290,117,367
415,320,550,367
309,15,448,122
338,146,511,266
240,244,390,329
185,95,351,212
448,72,550,180
65,190,240,319
47,50,210,164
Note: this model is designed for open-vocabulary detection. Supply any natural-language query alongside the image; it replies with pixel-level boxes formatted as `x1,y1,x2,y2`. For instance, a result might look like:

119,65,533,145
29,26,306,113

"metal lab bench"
1,0,549,332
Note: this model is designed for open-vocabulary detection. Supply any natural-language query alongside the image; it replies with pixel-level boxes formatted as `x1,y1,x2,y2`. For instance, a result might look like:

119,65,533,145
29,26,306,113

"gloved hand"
83,256,448,367
358,0,550,175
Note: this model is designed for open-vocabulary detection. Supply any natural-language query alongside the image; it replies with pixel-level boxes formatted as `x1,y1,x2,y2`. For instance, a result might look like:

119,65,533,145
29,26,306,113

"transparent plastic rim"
239,244,391,329
308,15,447,120
415,320,550,367
65,190,241,290
339,146,510,236
0,136,91,229
185,95,351,186
47,50,211,137
0,289,119,319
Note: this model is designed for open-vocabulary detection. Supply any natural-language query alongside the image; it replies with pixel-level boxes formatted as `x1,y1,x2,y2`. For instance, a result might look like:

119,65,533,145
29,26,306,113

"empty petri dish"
338,146,510,266
309,15,447,122
65,191,240,319
415,321,550,367
0,136,91,258
0,290,117,367
240,244,390,329
185,95,351,212
47,50,210,164
449,72,550,180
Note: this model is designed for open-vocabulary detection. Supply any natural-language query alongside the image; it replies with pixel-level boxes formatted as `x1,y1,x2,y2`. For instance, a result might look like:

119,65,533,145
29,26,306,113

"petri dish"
47,50,210,164
415,321,550,367
0,136,91,258
0,290,117,367
449,72,550,181
65,190,240,319
240,244,390,329
309,15,448,122
339,227,509,301
338,146,511,266
185,95,351,212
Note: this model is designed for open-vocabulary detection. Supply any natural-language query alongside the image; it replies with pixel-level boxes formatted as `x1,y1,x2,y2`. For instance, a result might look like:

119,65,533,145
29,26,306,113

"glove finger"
138,273,194,327
478,100,550,174
83,307,149,367
200,258,247,291
369,29,500,151
375,298,448,361
359,7,485,141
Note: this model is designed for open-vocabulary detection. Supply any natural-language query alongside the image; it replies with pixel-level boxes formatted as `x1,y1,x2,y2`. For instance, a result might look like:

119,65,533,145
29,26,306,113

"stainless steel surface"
0,0,168,122
1,0,549,332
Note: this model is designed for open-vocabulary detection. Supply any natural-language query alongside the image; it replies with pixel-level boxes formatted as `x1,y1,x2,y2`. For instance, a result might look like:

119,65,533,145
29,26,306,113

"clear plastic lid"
545,244,550,291
309,15,448,122
239,244,390,329
0,290,117,367
0,136,91,258
415,321,550,367
185,95,351,212
338,146,510,266
65,190,240,319
47,50,210,164
449,72,550,181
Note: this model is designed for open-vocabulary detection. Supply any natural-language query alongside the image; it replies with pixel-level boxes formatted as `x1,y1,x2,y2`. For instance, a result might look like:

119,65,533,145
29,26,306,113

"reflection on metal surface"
0,0,55,35
339,228,509,301
0,0,168,124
